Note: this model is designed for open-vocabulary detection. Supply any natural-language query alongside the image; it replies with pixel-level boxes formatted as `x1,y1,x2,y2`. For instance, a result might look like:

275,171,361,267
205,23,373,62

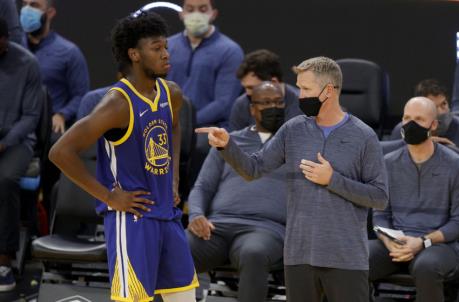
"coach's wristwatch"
421,236,432,249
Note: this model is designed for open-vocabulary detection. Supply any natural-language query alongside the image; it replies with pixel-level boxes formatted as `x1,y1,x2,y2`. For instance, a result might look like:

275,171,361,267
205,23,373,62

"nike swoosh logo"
139,109,149,117
160,102,169,108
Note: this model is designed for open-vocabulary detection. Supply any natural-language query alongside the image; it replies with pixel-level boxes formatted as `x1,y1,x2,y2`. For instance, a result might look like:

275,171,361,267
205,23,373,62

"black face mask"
259,107,285,133
298,85,329,117
434,112,453,137
401,120,431,145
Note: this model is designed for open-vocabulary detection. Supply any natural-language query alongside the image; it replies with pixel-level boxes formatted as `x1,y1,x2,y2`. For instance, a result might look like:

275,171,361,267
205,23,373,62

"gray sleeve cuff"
439,223,459,242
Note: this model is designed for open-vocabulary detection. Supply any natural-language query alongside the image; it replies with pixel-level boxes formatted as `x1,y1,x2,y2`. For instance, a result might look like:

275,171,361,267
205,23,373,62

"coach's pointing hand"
195,127,230,149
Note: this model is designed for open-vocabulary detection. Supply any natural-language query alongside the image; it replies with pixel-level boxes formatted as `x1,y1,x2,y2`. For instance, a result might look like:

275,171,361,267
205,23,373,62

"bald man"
370,97,459,302
186,82,287,302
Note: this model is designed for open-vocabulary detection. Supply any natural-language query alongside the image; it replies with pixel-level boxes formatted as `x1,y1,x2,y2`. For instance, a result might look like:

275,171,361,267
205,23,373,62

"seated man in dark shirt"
0,18,42,291
370,97,459,302
390,79,459,148
229,49,302,130
187,82,287,302
77,87,111,120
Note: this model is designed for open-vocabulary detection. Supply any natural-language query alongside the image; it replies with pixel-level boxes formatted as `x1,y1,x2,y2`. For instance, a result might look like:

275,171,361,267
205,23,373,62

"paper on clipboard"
374,226,405,239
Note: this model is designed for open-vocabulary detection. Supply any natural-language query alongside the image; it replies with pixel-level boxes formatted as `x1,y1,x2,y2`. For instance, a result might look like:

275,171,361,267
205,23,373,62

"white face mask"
183,12,211,38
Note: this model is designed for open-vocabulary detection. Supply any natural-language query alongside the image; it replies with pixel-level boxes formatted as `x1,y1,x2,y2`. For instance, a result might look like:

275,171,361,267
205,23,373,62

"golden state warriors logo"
143,119,171,175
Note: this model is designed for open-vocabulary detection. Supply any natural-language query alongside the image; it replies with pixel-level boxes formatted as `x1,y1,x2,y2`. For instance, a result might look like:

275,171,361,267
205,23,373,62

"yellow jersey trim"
154,273,199,294
110,87,134,146
157,78,173,123
120,78,161,112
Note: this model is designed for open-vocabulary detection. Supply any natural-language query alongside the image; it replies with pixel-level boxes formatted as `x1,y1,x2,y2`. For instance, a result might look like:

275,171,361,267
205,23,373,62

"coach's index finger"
195,127,219,134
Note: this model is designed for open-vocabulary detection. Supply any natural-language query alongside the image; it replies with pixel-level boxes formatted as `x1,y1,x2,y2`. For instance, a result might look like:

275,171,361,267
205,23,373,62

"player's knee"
161,289,196,302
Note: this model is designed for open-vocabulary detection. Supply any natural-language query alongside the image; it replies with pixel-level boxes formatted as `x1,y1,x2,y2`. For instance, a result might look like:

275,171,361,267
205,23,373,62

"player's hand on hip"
299,153,333,186
106,186,154,218
195,127,230,148
188,215,215,240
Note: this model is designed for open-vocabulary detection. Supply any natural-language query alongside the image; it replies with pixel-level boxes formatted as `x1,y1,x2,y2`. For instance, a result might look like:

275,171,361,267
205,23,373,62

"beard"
142,65,167,80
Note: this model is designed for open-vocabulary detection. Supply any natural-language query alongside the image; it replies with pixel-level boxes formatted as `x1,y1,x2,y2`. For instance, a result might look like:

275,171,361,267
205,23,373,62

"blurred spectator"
187,82,286,302
20,0,90,220
76,87,110,120
371,97,459,302
0,18,41,292
230,49,302,130
390,79,459,149
77,72,124,120
167,0,244,192
167,0,243,128
0,0,23,44
20,0,89,136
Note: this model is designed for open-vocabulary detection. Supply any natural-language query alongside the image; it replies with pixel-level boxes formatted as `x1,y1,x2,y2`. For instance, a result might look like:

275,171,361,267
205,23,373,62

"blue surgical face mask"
20,6,44,33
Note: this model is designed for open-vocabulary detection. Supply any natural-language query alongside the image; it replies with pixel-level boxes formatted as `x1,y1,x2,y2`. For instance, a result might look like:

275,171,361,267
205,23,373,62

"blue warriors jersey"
96,78,181,220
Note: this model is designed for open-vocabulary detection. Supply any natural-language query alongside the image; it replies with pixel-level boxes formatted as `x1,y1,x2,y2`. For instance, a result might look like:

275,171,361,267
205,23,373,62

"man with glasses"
187,82,287,302
196,57,388,302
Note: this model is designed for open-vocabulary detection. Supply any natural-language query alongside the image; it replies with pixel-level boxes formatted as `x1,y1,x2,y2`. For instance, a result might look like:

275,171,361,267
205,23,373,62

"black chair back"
50,159,101,235
337,58,389,137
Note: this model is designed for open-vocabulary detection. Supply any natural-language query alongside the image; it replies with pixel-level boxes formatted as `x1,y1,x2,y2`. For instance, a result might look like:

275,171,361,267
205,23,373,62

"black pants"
186,223,284,302
285,264,369,302
0,144,33,255
369,239,458,302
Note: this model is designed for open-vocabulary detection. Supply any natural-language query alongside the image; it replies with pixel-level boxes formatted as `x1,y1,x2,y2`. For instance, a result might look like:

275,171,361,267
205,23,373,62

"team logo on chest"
143,119,171,175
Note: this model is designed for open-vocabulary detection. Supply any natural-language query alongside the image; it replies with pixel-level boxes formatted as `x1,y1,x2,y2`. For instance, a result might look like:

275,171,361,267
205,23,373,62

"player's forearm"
172,121,181,191
49,144,111,204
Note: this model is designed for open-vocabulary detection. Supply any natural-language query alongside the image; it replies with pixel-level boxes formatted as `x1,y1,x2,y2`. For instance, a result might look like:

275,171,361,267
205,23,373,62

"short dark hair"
236,49,283,82
0,17,8,39
414,79,448,99
111,11,168,69
182,0,216,9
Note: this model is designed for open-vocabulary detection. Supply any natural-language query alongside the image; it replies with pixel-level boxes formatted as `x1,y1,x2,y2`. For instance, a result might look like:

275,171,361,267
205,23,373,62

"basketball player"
49,12,198,302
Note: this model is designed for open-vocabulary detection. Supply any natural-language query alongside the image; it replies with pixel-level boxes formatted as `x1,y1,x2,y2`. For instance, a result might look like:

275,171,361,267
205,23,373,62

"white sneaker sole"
0,282,16,291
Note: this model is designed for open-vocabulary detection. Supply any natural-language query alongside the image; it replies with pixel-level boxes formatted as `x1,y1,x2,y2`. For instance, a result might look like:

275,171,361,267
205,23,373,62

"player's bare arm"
49,90,154,217
167,80,183,206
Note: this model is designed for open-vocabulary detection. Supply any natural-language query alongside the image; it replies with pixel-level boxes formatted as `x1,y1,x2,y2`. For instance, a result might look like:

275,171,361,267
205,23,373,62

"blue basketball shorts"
104,211,198,302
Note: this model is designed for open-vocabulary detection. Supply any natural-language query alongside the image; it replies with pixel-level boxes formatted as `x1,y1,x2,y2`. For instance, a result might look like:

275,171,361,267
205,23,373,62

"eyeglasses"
251,100,285,108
